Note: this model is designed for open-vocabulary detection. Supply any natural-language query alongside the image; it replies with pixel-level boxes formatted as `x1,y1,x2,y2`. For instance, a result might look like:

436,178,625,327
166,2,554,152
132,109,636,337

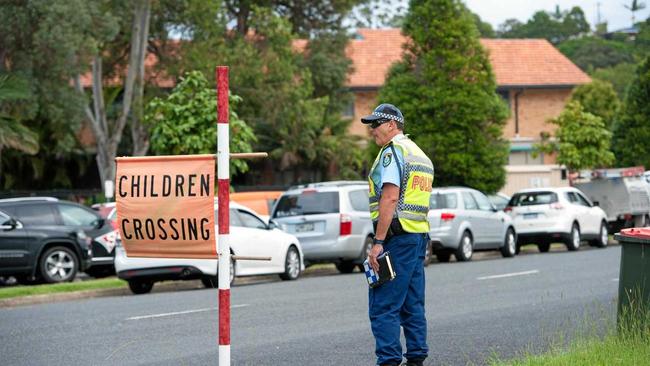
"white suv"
505,187,609,252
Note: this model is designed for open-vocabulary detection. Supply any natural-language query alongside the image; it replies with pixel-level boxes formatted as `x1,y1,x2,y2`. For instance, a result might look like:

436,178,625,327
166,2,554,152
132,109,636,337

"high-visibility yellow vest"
368,135,434,233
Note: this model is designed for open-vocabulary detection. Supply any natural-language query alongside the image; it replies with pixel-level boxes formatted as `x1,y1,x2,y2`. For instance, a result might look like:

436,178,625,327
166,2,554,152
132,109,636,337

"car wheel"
500,228,516,258
205,256,235,287
128,279,154,294
455,231,473,262
279,246,301,281
436,252,451,263
566,223,581,251
424,241,433,266
537,241,551,253
336,261,357,274
39,246,78,283
592,222,609,248
201,276,218,288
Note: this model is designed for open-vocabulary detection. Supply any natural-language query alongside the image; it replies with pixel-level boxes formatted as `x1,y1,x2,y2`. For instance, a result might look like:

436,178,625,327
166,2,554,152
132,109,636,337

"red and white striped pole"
216,66,230,366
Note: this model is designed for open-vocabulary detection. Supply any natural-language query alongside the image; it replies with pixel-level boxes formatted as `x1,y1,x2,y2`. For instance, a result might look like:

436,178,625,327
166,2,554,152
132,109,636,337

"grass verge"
0,278,126,300
492,297,650,366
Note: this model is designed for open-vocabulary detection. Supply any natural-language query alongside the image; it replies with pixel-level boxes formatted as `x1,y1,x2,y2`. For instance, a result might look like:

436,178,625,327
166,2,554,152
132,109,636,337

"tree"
74,0,152,188
147,71,256,174
535,101,614,173
224,0,364,37
498,6,590,44
570,80,621,130
624,0,646,26
497,18,525,38
0,73,39,187
0,0,118,189
558,37,635,72
380,0,509,193
612,56,650,168
471,12,495,38
592,63,637,98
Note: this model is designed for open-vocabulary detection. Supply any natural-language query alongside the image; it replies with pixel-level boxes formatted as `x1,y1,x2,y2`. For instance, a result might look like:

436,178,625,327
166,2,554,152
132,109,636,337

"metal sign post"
216,66,231,366
216,66,270,366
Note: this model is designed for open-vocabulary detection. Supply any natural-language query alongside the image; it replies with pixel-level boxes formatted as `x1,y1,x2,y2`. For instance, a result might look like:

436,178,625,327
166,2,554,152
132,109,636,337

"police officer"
362,103,434,366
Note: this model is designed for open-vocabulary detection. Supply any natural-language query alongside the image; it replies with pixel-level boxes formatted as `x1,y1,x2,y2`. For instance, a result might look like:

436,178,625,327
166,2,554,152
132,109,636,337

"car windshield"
430,192,458,209
509,192,558,206
273,191,339,218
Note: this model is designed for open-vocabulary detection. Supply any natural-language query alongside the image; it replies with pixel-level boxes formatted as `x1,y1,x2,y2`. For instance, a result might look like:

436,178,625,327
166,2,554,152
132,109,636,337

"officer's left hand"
368,244,384,273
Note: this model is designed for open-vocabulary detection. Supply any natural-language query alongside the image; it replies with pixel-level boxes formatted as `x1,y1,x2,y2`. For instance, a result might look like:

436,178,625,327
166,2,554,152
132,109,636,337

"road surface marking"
612,278,619,282
126,304,249,320
477,270,539,280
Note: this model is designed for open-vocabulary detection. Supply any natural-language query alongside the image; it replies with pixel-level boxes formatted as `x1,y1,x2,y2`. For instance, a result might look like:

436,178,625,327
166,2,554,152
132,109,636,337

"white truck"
574,166,650,232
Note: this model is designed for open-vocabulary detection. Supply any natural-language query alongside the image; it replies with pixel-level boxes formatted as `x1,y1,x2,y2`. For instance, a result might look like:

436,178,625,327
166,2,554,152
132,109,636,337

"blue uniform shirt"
371,135,405,197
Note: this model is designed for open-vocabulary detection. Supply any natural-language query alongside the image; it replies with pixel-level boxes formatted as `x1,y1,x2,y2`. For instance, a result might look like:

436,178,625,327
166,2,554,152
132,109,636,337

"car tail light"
504,206,513,213
440,212,455,222
340,214,352,236
550,203,564,210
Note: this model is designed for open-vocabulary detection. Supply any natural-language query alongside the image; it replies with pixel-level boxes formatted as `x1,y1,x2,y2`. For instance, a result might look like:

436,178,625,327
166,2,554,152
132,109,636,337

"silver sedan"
427,187,517,263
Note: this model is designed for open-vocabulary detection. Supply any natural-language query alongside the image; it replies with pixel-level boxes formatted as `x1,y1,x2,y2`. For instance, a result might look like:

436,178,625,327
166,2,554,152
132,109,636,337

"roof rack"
0,197,59,203
288,180,368,190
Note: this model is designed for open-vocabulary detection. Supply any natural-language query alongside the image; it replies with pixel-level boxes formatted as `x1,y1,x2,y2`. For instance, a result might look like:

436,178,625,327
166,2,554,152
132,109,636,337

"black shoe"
401,360,424,366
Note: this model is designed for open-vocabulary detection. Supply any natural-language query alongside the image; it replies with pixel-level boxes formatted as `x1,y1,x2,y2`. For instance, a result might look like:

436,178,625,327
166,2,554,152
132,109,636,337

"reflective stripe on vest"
368,136,434,233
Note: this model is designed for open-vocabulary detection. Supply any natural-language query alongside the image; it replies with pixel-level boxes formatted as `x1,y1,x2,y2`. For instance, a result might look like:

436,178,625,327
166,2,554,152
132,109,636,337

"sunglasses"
370,119,391,129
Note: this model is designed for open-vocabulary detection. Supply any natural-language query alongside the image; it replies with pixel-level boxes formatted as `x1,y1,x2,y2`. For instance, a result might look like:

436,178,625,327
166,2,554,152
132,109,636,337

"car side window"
462,192,478,210
471,192,493,211
564,192,575,203
566,192,587,207
15,204,58,226
217,209,244,227
0,211,11,226
58,204,99,227
238,210,267,229
575,192,592,207
349,189,369,211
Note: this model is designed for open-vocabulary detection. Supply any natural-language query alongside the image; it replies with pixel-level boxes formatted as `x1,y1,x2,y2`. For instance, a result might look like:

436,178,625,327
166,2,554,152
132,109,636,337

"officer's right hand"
368,244,384,273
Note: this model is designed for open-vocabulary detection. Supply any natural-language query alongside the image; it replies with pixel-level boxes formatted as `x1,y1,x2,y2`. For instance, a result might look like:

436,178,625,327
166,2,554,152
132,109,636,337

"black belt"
373,218,407,242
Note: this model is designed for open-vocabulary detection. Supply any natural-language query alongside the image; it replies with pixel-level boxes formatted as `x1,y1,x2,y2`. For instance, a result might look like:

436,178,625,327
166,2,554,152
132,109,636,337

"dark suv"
0,197,115,283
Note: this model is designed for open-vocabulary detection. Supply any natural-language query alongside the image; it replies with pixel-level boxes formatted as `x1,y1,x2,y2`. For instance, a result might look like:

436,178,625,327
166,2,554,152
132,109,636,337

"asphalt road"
0,245,621,366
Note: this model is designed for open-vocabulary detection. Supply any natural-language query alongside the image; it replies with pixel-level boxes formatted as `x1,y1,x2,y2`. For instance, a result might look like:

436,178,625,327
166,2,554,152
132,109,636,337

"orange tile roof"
346,28,590,88
80,30,590,90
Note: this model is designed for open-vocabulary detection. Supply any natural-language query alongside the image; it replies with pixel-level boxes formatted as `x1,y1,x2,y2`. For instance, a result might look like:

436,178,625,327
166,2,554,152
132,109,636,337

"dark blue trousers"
369,233,428,365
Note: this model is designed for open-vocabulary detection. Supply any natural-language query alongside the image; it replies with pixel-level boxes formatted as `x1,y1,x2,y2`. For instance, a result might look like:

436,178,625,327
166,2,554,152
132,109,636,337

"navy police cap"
361,103,404,125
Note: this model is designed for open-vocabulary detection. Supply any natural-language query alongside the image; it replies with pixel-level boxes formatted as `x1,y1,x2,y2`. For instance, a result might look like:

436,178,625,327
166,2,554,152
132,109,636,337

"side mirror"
267,220,279,230
593,201,600,207
94,218,106,229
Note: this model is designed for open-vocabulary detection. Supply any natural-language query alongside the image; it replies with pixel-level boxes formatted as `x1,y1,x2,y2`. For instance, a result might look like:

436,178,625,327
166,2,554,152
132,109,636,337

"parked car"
270,181,374,273
488,193,511,211
505,187,609,252
574,167,650,231
230,191,283,222
115,202,304,294
0,198,102,283
427,187,517,262
91,202,116,219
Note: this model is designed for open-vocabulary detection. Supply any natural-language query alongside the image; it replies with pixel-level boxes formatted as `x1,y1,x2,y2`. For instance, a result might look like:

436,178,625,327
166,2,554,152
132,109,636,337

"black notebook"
363,251,397,288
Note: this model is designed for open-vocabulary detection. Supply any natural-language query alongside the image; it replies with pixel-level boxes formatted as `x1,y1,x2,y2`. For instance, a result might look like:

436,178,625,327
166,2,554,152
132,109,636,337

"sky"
464,0,650,32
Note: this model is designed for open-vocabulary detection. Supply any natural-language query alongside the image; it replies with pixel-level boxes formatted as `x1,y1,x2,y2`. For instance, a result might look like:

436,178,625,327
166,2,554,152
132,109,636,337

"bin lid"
615,227,650,243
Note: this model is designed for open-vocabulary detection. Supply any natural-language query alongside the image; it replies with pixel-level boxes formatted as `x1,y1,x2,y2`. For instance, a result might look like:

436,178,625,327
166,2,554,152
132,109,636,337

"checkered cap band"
372,111,404,124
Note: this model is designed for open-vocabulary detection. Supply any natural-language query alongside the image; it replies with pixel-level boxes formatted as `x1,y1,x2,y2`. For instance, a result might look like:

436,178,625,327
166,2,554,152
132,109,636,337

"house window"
342,96,355,118
509,151,543,165
497,89,511,108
